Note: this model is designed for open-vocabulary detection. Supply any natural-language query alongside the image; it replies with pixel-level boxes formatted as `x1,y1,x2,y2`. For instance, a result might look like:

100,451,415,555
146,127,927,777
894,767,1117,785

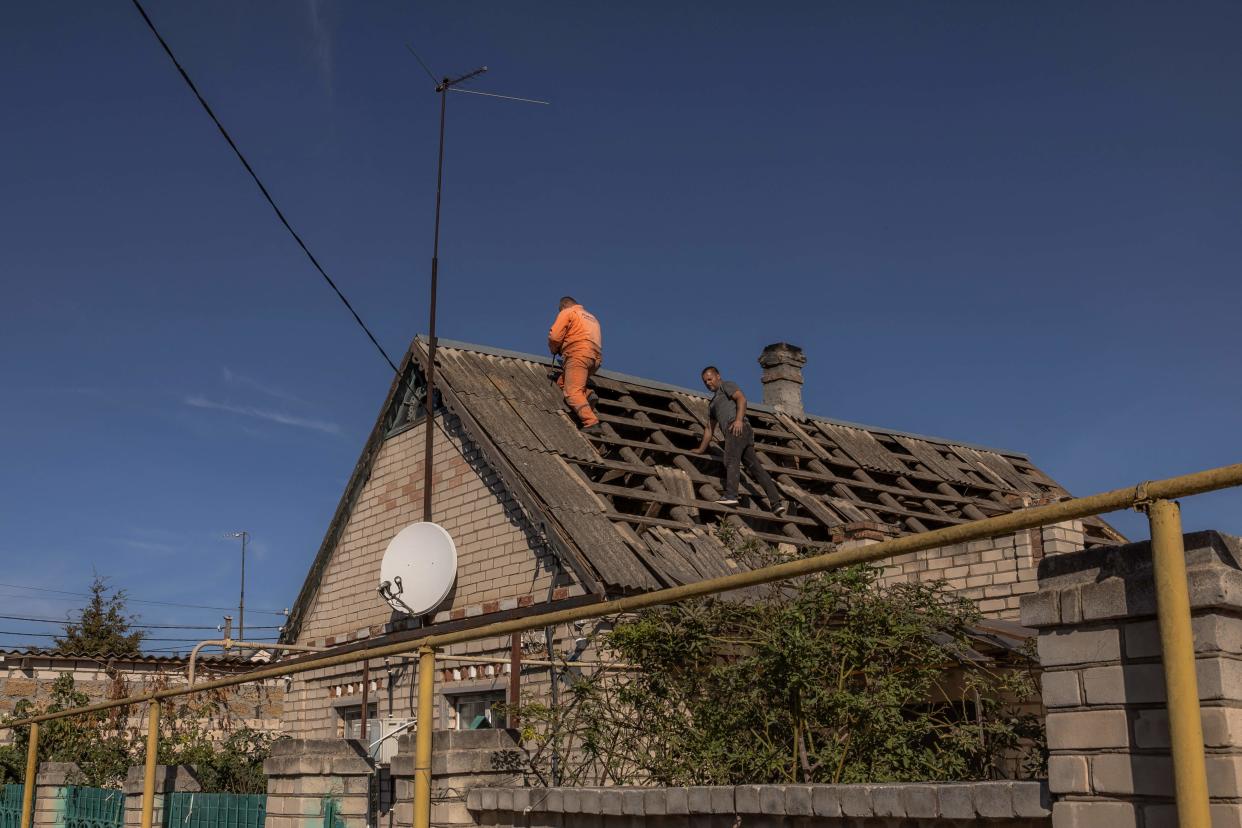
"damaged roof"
283,337,1122,642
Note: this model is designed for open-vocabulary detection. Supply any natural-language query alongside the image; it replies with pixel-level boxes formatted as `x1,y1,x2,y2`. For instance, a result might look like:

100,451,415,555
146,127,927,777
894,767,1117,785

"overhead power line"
0,582,287,615
0,630,279,643
129,0,401,375
0,613,281,630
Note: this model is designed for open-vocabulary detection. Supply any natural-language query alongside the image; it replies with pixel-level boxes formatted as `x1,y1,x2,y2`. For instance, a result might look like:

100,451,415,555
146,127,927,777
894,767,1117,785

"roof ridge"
417,335,1029,457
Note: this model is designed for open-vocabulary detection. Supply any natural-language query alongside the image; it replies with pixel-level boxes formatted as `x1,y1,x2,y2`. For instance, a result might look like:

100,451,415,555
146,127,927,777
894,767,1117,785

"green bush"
507,561,1043,786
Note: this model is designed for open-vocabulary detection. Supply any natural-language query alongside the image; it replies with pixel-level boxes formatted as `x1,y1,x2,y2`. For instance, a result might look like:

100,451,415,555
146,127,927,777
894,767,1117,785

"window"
340,703,378,740
451,692,505,730
385,365,434,437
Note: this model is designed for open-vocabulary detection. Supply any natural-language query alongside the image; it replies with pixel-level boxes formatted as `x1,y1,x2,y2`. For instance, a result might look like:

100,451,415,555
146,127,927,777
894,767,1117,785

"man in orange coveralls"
548,296,603,434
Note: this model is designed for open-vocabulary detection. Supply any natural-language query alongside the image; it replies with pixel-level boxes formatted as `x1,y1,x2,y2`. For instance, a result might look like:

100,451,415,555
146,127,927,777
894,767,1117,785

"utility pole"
227,531,249,640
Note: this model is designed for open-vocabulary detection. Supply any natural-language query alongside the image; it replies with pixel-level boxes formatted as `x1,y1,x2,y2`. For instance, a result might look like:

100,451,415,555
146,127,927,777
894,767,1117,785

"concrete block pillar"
391,729,525,828
263,739,373,828
32,762,81,828
123,765,200,828
1021,529,1242,827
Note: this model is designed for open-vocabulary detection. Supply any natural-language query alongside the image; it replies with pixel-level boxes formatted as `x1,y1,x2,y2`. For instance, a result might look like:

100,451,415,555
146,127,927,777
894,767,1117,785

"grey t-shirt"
708,380,742,431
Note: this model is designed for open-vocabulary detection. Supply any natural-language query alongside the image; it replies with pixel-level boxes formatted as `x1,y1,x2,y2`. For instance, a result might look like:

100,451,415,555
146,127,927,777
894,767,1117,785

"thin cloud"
116,538,179,554
221,367,307,404
184,396,340,435
305,0,334,95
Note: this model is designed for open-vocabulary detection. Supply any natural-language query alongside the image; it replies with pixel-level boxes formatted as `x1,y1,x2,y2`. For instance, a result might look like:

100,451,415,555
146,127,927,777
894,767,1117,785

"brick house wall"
285,412,579,738
877,519,1087,619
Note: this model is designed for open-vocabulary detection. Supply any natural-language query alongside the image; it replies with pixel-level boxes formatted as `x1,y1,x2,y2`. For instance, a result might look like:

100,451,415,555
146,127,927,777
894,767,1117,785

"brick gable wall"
284,412,577,737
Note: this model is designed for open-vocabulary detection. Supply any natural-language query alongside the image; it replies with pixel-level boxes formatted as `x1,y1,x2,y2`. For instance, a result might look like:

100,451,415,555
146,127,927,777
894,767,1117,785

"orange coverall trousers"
558,352,600,427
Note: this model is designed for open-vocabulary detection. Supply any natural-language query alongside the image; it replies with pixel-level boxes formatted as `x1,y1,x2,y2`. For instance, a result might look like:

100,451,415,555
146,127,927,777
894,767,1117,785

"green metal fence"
0,785,24,828
164,793,266,828
63,786,124,828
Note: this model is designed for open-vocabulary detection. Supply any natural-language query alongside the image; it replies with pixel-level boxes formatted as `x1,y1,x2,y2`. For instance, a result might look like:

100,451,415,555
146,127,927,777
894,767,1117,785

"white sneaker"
715,497,739,506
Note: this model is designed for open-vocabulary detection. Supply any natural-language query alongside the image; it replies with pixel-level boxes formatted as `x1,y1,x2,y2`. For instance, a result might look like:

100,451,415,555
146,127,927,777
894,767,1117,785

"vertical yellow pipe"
1148,499,1211,826
412,646,437,828
19,722,38,828
140,699,160,828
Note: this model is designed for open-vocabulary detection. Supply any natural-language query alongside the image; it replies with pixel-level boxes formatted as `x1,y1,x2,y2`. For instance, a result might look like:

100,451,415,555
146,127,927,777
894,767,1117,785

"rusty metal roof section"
424,338,1124,594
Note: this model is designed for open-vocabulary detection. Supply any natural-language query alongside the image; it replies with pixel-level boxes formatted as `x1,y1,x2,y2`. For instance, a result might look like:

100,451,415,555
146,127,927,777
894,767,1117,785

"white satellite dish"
377,522,457,616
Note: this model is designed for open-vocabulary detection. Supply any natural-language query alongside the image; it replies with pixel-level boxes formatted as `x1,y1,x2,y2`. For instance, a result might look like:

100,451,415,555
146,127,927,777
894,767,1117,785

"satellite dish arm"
378,577,418,616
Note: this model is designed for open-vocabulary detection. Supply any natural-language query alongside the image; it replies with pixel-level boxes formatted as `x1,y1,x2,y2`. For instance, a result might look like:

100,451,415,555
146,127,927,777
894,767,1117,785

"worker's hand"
729,420,744,437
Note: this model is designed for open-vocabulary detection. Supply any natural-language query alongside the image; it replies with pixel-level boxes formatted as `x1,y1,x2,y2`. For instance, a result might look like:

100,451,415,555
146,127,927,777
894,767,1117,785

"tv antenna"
405,43,549,524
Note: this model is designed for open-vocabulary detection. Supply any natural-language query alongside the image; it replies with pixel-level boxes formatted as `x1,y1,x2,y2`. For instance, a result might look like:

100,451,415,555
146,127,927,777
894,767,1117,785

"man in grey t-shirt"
691,366,787,515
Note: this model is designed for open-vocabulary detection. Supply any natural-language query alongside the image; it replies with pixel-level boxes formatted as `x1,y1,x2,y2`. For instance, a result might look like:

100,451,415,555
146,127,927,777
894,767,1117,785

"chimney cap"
759,342,806,366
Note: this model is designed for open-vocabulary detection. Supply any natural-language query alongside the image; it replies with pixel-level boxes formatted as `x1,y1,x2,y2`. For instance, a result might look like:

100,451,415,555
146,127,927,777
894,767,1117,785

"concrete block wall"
1021,529,1242,827
264,739,372,828
31,762,81,828
122,765,200,828
391,729,527,828
464,782,1050,827
0,656,284,747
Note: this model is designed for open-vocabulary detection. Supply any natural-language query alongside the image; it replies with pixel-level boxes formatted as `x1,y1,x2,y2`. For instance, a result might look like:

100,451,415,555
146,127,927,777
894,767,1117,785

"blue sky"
2,2,1239,652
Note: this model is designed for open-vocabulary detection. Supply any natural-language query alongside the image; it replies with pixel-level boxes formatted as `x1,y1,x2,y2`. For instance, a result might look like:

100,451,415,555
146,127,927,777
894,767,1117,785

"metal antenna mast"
407,46,548,523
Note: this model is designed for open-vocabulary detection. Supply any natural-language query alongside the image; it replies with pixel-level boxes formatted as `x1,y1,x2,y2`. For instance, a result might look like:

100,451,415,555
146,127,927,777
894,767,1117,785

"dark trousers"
722,424,783,506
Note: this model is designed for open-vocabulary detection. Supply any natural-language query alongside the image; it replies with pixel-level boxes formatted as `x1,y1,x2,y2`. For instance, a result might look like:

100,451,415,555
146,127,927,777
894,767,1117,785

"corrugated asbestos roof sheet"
424,340,1124,595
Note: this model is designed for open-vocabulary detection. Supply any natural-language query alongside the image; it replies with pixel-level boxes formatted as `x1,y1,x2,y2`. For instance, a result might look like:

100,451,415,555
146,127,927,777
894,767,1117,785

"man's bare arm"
693,420,715,454
729,390,747,436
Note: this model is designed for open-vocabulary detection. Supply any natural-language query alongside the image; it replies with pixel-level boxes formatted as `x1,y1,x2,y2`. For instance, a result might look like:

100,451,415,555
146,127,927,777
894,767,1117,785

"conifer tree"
54,575,145,656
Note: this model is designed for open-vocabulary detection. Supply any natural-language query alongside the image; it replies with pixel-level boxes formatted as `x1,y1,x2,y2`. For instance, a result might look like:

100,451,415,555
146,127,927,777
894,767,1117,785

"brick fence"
464,782,1050,827
1021,529,1242,826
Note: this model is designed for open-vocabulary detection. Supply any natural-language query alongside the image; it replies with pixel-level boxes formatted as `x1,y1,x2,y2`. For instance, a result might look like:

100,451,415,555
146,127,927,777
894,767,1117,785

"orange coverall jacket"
548,304,602,361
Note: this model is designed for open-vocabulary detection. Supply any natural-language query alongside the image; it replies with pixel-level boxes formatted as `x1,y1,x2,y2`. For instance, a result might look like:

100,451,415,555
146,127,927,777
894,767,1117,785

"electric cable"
127,5,487,463
0,613,281,630
0,582,287,615
129,0,401,375
0,630,279,643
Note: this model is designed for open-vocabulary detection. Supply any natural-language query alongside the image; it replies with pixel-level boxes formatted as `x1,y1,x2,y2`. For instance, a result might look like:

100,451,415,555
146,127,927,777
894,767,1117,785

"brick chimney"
758,342,806,417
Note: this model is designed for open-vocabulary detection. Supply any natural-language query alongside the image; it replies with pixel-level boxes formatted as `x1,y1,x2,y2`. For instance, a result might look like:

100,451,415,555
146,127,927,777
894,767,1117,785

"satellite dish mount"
378,576,416,616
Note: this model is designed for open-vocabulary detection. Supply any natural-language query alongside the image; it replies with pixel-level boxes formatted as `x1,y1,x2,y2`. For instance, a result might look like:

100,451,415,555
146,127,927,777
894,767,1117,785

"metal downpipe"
19,722,37,828
413,646,437,828
1148,500,1211,826
140,700,159,828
